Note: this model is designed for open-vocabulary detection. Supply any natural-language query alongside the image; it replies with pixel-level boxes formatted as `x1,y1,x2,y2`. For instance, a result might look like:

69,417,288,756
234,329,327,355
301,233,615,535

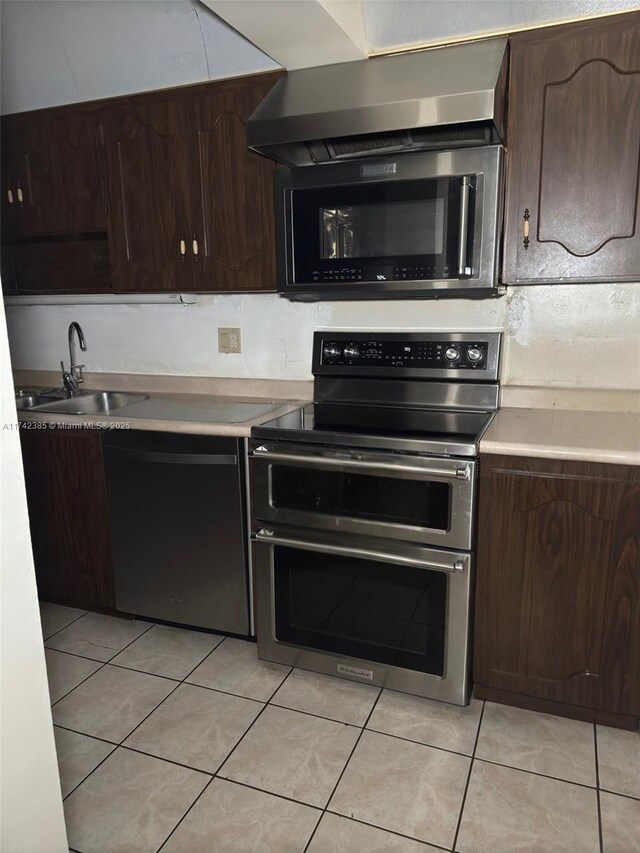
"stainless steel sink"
15,388,67,410
37,391,148,415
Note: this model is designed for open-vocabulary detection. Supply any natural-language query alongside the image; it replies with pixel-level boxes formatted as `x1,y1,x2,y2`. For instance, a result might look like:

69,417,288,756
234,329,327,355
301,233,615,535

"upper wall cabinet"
100,71,281,293
1,107,111,294
503,12,640,284
191,72,280,292
100,95,195,293
1,109,107,238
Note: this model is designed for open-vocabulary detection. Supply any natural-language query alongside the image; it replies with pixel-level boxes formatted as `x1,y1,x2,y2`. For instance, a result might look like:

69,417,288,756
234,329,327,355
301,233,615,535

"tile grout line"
473,755,600,791
144,645,294,852
50,621,157,711
594,724,604,853
41,606,89,642
301,687,384,853
322,808,453,852
451,700,485,852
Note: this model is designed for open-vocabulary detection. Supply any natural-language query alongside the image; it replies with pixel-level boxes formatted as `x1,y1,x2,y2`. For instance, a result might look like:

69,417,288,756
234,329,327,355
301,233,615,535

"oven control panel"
313,332,501,380
321,339,488,369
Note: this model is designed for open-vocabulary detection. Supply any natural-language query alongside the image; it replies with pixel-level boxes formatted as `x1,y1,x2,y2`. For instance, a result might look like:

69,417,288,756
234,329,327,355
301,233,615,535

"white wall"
1,0,279,114
5,282,640,390
0,299,68,851
362,0,639,52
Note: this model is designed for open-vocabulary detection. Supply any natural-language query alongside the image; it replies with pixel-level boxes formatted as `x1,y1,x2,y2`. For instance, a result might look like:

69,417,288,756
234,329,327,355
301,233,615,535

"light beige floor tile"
162,778,319,852
600,792,640,853
271,668,380,726
367,691,482,755
597,725,640,798
219,705,359,807
307,813,441,852
187,638,290,701
40,602,87,640
329,729,469,848
111,624,223,680
125,683,262,773
45,649,102,704
53,726,115,798
52,664,176,742
476,702,596,785
456,760,600,852
45,612,151,662
63,747,208,853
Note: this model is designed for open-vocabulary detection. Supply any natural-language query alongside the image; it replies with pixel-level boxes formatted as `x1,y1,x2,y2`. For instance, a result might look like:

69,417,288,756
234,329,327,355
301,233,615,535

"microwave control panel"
310,265,446,283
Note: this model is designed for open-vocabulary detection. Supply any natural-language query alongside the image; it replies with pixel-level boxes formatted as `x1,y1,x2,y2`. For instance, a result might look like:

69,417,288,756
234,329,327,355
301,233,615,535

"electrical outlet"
218,327,241,354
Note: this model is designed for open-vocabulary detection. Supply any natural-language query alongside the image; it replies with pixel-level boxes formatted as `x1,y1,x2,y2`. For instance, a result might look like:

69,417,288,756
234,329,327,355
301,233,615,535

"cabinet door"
20,429,115,610
1,116,23,242
191,72,281,292
475,455,640,716
101,96,195,292
503,13,640,283
6,109,107,237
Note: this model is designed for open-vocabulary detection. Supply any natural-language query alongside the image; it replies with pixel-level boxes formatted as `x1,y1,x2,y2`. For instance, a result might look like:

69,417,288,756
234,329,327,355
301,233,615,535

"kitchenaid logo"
360,162,396,177
337,663,374,680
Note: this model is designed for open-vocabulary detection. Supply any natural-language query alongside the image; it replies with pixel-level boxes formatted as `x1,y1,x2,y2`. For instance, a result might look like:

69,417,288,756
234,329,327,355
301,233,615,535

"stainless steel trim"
250,441,476,551
108,447,237,466
313,378,500,411
457,176,471,277
253,531,473,705
243,438,256,636
251,445,469,480
254,527,469,574
247,38,508,166
276,146,503,299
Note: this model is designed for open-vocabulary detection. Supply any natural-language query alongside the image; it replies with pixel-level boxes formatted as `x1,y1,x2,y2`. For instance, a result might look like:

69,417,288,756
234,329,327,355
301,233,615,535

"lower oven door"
253,526,472,705
251,442,475,551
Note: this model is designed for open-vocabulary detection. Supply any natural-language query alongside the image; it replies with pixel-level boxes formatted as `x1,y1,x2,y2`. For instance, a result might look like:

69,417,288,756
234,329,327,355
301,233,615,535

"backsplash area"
5,282,639,390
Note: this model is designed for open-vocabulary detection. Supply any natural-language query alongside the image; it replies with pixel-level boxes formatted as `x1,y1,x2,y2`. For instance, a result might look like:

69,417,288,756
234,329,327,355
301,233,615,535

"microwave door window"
321,199,445,260
291,176,461,285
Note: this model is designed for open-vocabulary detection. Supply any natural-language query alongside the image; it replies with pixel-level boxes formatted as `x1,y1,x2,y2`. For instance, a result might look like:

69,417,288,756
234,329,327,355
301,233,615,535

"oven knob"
467,346,484,363
343,345,360,360
323,343,341,362
445,346,460,362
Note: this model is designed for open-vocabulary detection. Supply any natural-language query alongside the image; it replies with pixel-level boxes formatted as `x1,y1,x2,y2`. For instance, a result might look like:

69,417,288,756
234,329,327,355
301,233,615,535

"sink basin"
16,388,64,411
38,391,148,415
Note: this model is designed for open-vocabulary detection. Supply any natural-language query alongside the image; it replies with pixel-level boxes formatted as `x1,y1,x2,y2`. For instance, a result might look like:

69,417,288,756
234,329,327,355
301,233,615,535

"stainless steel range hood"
247,38,508,166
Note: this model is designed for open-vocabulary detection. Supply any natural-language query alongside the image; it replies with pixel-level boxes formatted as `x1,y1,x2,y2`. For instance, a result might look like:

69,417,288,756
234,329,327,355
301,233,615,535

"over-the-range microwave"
274,145,503,301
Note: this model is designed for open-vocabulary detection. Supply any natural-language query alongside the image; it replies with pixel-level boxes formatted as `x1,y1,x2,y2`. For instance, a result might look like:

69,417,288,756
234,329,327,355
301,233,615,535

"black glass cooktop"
252,403,495,458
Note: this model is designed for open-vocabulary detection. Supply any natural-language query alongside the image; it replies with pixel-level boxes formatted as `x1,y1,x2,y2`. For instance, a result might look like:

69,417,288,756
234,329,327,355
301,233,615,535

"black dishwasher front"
102,430,249,635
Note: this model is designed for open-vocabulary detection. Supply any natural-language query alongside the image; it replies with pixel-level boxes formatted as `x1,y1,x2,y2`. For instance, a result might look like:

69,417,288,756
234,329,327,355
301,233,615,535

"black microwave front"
274,145,503,301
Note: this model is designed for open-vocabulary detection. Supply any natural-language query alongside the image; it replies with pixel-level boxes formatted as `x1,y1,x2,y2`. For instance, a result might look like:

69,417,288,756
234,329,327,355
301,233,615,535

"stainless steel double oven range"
250,331,501,705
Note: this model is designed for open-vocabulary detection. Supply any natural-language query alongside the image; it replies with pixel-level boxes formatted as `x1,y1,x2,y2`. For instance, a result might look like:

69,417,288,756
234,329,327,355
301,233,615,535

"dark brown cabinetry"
503,12,640,283
20,429,115,610
1,107,111,294
474,454,640,729
100,71,281,293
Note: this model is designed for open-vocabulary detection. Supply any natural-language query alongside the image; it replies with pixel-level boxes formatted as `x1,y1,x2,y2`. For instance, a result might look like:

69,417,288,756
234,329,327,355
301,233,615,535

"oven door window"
271,465,450,531
290,176,466,285
273,546,447,675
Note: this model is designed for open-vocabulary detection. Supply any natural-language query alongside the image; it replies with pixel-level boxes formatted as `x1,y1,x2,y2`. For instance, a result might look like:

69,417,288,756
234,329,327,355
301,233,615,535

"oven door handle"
251,447,470,481
254,528,467,573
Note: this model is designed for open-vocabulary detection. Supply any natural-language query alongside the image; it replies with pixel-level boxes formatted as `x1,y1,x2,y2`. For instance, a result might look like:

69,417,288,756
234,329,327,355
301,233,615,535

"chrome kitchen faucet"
61,321,87,396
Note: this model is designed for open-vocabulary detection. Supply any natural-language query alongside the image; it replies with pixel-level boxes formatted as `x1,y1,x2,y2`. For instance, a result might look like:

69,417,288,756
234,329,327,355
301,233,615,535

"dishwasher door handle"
107,447,237,466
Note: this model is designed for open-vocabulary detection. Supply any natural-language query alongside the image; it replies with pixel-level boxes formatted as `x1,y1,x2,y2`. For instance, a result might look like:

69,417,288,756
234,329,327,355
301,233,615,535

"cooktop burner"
253,331,501,458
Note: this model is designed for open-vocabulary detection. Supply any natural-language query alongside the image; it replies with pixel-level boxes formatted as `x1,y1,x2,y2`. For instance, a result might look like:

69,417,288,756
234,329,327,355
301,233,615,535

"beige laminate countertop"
481,405,640,466
14,372,311,437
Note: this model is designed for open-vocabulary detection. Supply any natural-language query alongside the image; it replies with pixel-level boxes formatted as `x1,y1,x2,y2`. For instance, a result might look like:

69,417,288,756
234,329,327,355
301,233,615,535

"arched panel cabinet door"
503,12,640,284
190,71,282,293
474,454,640,723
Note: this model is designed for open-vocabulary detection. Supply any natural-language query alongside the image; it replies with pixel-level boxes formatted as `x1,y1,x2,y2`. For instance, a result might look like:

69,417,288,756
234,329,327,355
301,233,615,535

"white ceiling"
361,0,638,53
2,0,638,114
0,0,279,114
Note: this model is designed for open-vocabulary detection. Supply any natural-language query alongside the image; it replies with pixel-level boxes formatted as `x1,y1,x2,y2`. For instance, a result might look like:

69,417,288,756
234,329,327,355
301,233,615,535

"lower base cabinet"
20,428,115,610
474,454,640,729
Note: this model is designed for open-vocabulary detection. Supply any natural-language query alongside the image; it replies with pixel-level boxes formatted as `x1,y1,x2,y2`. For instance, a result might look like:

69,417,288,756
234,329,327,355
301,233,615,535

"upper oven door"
250,442,476,551
275,146,502,299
